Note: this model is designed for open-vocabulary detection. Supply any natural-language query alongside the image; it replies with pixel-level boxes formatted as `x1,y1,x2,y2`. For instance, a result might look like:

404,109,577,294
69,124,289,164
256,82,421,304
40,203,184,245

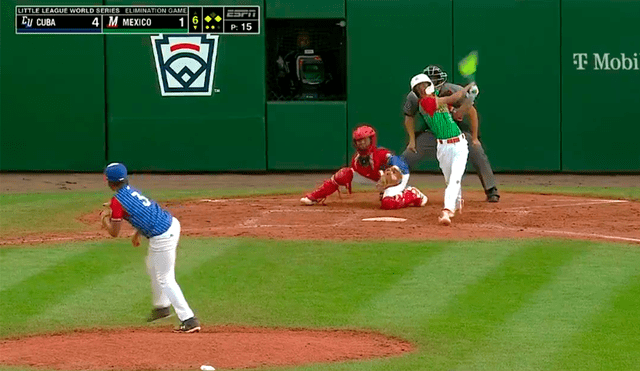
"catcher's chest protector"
352,148,391,181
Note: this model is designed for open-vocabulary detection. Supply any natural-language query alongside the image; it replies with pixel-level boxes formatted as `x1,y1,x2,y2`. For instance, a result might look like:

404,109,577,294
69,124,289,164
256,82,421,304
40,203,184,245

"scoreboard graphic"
15,6,260,35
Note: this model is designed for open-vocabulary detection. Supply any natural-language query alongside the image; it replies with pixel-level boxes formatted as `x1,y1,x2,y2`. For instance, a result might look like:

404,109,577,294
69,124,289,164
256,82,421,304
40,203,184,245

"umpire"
401,65,500,202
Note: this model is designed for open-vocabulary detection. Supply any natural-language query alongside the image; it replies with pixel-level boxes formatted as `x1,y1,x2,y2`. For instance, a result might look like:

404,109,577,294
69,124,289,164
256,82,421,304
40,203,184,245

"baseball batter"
300,125,428,209
403,65,500,202
410,74,476,225
101,163,201,333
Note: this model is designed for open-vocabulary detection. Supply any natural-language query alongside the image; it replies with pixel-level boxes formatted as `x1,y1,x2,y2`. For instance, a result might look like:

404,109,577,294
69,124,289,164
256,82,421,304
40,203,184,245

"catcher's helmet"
352,125,377,155
104,163,128,182
423,65,448,89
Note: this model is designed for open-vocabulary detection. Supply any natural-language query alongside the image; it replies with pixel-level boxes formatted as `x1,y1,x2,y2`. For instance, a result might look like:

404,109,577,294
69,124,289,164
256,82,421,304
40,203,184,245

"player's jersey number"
131,191,151,207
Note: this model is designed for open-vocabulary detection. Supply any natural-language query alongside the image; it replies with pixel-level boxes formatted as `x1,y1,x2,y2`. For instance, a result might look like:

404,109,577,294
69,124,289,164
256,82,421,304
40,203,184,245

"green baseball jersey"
418,98,461,140
404,83,473,133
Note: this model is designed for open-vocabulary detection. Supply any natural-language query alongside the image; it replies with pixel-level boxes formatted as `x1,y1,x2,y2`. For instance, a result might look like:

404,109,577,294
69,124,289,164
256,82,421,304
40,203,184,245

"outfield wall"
1,0,638,172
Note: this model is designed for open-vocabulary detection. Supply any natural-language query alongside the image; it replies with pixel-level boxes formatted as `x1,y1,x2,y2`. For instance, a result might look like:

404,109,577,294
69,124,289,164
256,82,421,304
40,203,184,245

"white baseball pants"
146,217,195,322
437,134,469,213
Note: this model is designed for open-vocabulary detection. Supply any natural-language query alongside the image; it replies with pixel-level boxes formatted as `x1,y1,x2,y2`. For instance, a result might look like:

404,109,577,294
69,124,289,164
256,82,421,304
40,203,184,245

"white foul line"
477,199,629,213
476,223,640,244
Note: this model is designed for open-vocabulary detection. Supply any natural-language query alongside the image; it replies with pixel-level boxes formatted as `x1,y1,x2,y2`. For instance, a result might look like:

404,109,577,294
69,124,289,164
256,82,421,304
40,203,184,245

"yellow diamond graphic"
215,15,222,22
205,15,212,22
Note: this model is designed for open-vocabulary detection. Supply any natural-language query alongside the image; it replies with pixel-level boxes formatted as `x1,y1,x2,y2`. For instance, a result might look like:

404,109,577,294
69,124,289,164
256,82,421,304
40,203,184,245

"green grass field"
1,185,640,371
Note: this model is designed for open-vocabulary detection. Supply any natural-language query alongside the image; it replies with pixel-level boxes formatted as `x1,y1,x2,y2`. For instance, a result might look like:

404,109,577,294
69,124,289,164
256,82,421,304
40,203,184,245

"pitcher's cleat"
147,307,172,322
175,317,201,333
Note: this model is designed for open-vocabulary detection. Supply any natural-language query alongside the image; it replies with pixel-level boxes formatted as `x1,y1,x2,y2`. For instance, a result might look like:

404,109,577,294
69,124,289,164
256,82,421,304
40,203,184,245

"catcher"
300,125,428,209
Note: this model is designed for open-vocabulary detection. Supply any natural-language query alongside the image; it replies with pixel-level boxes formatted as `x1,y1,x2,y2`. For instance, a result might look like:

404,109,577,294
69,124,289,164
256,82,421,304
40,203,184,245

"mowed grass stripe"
455,242,640,371
420,240,583,367
185,239,437,328
0,242,138,336
0,191,110,236
0,247,87,291
31,238,232,330
352,241,521,336
554,267,640,370
133,238,237,323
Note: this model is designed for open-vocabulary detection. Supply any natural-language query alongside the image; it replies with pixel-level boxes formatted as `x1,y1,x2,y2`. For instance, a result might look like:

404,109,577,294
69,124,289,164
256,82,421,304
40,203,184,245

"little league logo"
151,34,219,96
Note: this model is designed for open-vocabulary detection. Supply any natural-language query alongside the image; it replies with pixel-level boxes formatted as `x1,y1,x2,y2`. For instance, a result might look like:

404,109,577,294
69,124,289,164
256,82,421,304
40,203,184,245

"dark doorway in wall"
266,19,346,101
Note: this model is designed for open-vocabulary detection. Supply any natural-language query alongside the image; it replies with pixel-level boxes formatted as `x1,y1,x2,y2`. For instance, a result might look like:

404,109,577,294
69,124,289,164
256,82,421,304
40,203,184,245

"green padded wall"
346,0,453,169
452,0,561,171
266,0,344,18
267,102,346,169
561,0,640,171
0,0,106,171
104,0,266,171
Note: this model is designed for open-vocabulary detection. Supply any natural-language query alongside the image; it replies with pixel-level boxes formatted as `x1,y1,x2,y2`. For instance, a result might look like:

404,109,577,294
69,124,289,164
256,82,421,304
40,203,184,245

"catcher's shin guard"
304,179,338,204
404,186,428,207
381,195,403,209
381,187,427,209
332,167,354,193
303,168,354,204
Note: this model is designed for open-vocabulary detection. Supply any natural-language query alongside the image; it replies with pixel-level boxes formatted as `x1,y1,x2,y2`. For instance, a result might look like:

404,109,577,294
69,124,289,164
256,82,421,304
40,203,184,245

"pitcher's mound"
0,326,414,370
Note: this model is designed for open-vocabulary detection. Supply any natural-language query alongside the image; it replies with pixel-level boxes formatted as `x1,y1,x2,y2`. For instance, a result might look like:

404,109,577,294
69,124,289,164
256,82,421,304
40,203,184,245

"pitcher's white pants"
437,135,469,212
145,217,195,322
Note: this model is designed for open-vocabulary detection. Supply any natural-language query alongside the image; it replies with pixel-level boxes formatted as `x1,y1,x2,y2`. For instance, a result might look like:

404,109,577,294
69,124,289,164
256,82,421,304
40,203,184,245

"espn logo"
226,8,257,18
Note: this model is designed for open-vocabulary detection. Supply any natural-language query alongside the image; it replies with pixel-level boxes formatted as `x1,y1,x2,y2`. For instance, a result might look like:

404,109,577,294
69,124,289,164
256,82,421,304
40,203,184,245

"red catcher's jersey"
351,147,392,181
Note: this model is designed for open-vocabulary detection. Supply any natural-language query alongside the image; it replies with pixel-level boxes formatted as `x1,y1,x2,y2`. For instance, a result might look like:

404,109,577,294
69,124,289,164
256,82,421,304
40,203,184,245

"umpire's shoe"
176,317,201,333
147,306,172,322
486,187,500,203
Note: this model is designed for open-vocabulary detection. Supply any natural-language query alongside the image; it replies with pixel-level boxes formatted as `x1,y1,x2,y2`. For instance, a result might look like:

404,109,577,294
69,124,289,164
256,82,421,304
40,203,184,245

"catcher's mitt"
376,166,403,191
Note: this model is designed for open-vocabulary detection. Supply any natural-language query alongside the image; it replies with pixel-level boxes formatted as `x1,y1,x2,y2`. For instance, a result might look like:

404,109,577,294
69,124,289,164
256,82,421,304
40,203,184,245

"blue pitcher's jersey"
114,185,172,238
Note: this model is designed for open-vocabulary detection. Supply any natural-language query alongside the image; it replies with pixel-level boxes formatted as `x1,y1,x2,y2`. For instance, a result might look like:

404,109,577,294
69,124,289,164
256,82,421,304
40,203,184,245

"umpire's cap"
104,163,128,182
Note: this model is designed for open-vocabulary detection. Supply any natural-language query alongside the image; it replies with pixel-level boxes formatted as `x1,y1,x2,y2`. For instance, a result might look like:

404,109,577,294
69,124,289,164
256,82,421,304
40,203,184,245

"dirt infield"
0,326,413,370
3,189,639,246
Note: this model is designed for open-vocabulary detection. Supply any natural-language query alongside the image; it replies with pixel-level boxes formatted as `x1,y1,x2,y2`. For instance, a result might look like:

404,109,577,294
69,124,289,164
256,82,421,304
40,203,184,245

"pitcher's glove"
376,166,403,191
100,203,112,228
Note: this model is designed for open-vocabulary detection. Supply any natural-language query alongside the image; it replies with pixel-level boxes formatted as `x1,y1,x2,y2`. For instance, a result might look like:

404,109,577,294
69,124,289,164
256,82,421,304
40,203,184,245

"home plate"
362,217,407,222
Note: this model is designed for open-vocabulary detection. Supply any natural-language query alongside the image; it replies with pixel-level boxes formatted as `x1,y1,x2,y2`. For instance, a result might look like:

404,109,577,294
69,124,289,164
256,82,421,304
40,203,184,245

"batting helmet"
352,125,377,155
423,65,448,89
410,74,435,95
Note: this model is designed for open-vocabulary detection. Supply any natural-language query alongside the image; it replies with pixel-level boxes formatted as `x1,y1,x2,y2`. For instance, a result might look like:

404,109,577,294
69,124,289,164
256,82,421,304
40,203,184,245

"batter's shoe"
438,209,454,226
175,317,201,333
147,306,172,322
